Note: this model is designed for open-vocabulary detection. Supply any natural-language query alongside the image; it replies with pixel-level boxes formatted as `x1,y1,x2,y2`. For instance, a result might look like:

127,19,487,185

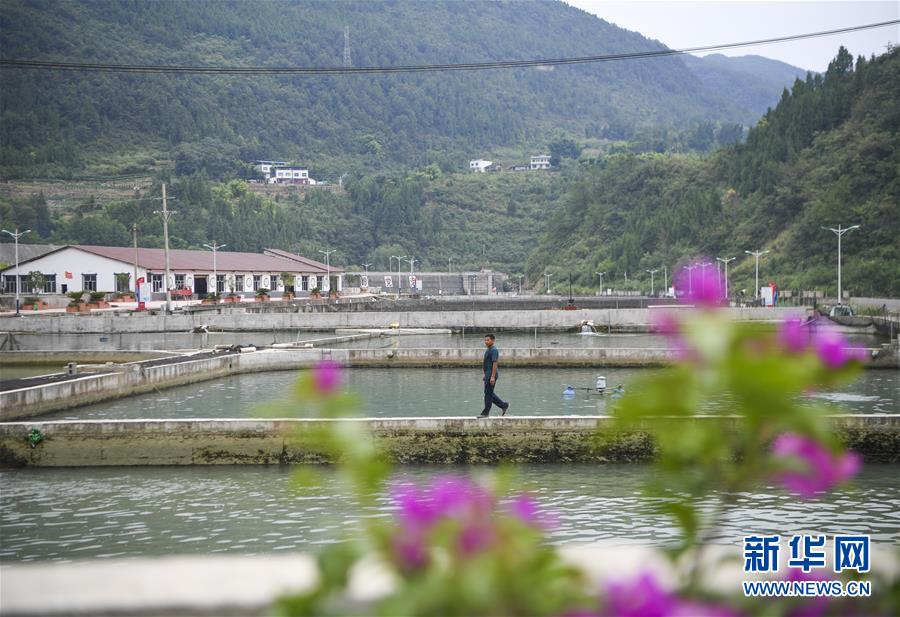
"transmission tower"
343,26,351,67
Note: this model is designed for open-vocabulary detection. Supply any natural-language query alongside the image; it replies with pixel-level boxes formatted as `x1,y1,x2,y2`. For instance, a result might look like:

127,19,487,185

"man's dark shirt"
483,346,499,380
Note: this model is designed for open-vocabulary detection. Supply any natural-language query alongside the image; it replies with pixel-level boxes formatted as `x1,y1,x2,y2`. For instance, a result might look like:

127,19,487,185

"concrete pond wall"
0,306,804,334
1,415,898,467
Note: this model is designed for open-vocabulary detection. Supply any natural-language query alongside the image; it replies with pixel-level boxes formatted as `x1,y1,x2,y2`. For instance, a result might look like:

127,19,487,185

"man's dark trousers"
482,378,507,415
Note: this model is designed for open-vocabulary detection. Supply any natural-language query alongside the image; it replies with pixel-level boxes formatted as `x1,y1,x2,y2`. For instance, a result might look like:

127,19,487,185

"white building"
469,159,493,173
530,155,551,170
0,245,343,299
272,166,310,185
254,160,289,182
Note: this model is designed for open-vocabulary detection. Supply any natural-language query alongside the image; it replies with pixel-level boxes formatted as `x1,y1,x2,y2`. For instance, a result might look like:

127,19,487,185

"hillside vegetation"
1,0,760,179
526,47,900,297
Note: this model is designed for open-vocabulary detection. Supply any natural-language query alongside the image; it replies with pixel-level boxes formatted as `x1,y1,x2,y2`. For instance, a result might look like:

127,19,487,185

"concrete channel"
1,415,898,467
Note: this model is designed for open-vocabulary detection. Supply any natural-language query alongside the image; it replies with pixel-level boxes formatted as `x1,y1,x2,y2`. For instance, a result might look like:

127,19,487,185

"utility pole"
132,223,139,295
204,242,226,295
153,184,176,312
745,249,770,302
716,256,736,300
821,224,860,304
595,271,605,295
645,269,658,297
318,249,335,293
390,255,406,298
1,228,30,315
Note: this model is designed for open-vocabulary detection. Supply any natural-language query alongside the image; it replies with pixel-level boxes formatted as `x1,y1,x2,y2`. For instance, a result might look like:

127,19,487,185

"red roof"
73,245,329,274
263,248,344,273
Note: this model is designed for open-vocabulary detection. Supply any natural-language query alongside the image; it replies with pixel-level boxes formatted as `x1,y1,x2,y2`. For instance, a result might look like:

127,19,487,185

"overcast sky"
564,1,898,72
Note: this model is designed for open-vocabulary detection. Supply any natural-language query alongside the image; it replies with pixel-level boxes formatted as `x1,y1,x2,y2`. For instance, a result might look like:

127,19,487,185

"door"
194,276,208,296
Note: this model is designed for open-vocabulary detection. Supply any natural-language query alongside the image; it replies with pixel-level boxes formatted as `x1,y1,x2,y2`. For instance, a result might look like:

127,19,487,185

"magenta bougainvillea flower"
311,359,344,393
771,433,860,498
507,494,557,530
674,262,723,307
812,327,861,369
778,317,810,354
603,572,739,617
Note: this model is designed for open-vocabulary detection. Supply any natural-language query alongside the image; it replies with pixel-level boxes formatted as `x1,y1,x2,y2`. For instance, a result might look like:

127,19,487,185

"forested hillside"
683,54,810,117
1,0,757,179
526,47,900,297
0,167,571,275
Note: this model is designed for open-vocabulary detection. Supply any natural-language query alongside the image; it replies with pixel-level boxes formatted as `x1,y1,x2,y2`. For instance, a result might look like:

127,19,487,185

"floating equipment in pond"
563,385,576,398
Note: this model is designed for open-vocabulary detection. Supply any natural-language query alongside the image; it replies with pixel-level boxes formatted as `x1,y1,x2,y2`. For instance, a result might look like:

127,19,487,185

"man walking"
477,333,509,418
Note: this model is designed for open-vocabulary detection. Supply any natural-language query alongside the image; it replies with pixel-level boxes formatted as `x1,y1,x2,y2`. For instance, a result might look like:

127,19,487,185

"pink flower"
772,433,860,498
603,573,739,617
458,523,495,555
674,261,723,307
311,360,343,393
393,535,429,570
778,317,810,354
508,494,556,530
812,328,852,369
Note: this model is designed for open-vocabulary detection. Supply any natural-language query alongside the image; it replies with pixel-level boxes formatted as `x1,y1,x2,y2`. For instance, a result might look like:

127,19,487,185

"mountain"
525,47,900,297
682,53,812,117
1,0,763,179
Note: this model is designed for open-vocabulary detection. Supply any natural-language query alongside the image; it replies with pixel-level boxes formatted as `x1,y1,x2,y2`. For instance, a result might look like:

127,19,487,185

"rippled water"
1,465,898,562
35,365,898,422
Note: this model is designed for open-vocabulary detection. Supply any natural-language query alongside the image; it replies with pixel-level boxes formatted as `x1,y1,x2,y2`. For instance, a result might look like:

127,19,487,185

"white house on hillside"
530,155,551,170
469,159,493,173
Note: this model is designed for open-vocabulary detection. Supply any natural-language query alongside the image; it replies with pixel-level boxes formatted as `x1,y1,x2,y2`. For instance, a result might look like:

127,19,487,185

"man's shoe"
477,412,490,418
501,404,509,416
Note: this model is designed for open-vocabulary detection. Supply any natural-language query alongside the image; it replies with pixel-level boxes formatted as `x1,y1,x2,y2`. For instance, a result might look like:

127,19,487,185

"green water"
2,464,898,562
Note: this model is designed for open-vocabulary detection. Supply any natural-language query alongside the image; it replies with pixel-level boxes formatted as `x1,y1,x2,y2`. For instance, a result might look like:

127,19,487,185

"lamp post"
663,265,668,296
403,256,418,294
595,271,605,295
203,242,226,295
821,224,859,304
448,257,454,273
645,269,658,297
517,275,524,294
544,272,553,294
685,264,698,294
362,263,371,275
1,228,30,315
390,255,406,298
716,256,736,300
745,249,770,302
318,248,335,293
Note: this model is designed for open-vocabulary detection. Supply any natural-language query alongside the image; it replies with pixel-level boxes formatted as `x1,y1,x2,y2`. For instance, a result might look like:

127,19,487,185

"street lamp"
685,264,698,294
402,256,419,294
716,256,736,300
595,271,605,295
663,265,668,296
448,257,454,273
362,262,371,275
544,272,553,294
1,228,30,315
821,224,860,304
390,255,406,298
203,242,226,295
318,249,335,293
745,249,770,302
645,269,658,297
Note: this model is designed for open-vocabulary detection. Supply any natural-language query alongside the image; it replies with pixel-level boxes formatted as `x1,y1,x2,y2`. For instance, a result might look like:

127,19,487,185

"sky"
564,1,899,72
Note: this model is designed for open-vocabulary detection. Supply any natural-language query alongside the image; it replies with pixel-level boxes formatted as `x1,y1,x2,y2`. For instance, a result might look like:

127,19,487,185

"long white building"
0,245,344,299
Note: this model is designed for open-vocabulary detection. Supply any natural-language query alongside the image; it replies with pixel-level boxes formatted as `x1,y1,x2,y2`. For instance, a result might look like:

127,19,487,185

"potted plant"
202,292,220,304
329,289,340,300
27,271,46,295
255,287,270,301
22,296,48,311
309,286,322,299
281,272,296,300
86,291,109,309
224,291,240,303
66,290,88,313
114,273,134,300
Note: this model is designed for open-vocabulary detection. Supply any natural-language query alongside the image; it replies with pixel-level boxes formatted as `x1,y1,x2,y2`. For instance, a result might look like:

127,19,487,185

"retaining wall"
0,307,804,334
2,415,898,467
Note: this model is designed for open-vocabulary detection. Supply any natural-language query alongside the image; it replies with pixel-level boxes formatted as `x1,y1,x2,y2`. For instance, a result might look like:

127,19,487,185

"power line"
1,20,896,75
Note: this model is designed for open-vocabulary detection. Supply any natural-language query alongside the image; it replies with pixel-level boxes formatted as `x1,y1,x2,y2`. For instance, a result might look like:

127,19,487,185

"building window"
151,274,163,292
301,275,309,291
82,274,97,292
232,274,243,293
2,275,15,293
174,273,185,289
271,273,280,289
253,274,261,291
216,274,225,293
43,274,57,294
